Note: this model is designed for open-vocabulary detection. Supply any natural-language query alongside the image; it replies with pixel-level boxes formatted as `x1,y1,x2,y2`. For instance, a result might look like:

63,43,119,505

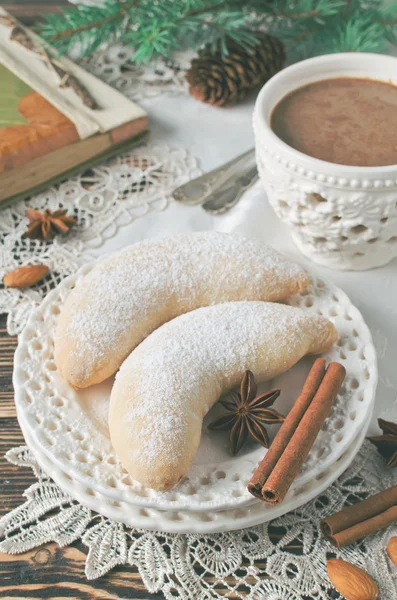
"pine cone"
186,34,285,107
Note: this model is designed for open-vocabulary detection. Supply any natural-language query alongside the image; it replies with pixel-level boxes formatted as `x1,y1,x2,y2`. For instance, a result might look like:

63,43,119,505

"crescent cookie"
108,301,337,491
55,232,309,388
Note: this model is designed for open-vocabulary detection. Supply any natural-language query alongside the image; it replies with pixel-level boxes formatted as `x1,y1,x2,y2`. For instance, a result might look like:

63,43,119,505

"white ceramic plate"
21,412,371,533
13,261,377,513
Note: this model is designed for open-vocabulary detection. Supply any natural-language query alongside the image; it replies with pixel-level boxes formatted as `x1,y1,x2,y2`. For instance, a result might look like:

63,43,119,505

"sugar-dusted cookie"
55,232,309,388
109,301,337,491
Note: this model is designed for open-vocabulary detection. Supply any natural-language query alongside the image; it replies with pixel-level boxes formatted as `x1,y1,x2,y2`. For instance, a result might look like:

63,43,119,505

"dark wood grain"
0,314,266,600
0,4,210,595
3,2,69,26
0,312,164,599
0,308,337,600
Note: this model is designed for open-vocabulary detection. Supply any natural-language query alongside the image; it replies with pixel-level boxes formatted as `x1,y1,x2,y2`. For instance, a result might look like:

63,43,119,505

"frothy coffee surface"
271,77,397,167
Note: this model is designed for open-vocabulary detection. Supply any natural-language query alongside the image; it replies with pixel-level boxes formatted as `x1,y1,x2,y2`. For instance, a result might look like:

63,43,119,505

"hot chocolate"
271,77,397,167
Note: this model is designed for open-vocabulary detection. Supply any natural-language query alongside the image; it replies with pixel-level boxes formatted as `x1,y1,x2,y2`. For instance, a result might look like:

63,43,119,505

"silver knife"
172,148,257,213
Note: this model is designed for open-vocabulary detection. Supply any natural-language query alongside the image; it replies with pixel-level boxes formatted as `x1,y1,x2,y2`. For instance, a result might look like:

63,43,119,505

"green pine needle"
334,17,387,53
37,0,397,64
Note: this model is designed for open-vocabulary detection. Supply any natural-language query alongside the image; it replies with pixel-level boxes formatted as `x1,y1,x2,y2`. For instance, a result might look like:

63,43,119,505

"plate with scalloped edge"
20,409,371,533
13,260,377,513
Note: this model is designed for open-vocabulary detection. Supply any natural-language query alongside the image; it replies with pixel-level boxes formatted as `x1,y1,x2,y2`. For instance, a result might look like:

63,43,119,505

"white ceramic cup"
253,53,397,270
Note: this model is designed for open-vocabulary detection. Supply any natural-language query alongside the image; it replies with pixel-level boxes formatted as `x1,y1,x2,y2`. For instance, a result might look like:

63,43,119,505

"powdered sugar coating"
55,232,309,388
14,261,378,511
109,301,336,490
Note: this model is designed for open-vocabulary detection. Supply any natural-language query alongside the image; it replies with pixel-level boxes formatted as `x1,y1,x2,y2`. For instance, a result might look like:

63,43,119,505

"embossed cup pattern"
253,53,397,270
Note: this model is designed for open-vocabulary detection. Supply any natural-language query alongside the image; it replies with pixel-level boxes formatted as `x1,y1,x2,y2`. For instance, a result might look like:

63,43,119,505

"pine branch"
293,24,322,45
181,0,244,19
267,0,346,21
280,10,320,19
377,19,397,24
47,0,243,43
48,1,137,41
37,0,397,64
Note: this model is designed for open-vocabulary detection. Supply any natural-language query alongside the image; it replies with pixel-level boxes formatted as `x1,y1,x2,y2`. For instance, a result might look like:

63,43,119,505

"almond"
3,264,49,288
387,536,397,566
327,558,378,600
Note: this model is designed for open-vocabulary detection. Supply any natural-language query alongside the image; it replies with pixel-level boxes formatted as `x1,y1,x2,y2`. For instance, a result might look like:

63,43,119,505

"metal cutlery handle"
202,166,258,214
172,148,256,206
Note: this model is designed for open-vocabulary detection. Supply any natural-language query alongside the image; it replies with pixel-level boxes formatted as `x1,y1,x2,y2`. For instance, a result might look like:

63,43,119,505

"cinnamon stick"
254,362,345,504
321,484,397,547
248,358,326,499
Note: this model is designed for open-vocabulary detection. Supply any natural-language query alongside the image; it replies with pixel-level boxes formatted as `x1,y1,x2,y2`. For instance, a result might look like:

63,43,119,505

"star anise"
23,209,77,241
208,370,284,455
368,418,397,468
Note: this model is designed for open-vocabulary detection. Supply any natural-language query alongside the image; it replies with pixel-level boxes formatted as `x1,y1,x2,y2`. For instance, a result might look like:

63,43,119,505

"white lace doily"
1,441,396,598
0,144,201,336
81,46,192,102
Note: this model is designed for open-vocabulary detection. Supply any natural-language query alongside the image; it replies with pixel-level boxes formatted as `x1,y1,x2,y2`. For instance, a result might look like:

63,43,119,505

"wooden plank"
2,4,68,26
0,316,321,598
0,313,164,599
0,5,274,595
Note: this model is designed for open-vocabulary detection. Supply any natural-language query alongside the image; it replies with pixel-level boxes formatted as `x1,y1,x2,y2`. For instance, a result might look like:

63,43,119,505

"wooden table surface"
0,2,154,594
0,317,286,599
0,6,334,598
0,308,339,600
0,313,164,600
0,6,160,595
1,4,161,594
0,5,251,598
2,1,69,26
